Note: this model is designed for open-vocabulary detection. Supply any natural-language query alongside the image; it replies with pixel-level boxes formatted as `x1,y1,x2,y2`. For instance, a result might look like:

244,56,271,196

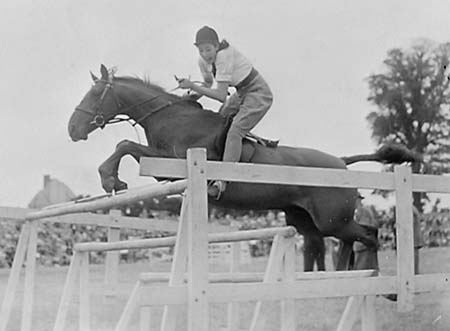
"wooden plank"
336,296,362,331
394,166,415,312
161,196,189,331
1,207,233,233
53,252,82,331
74,226,297,253
0,222,30,331
104,210,121,298
186,149,209,331
79,252,90,331
46,214,180,231
75,236,178,252
139,270,377,283
412,173,450,193
115,281,142,331
0,206,31,221
226,242,241,331
26,180,187,220
21,221,38,331
208,226,296,242
250,235,289,331
414,273,450,292
139,276,397,306
281,238,296,331
361,296,376,331
140,157,395,190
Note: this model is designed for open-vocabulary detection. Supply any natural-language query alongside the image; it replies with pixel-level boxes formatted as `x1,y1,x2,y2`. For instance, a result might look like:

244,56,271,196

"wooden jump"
73,226,296,252
4,147,450,331
25,179,187,220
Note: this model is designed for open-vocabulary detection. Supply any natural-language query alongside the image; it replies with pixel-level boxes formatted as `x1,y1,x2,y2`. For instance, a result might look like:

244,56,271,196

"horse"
68,65,420,271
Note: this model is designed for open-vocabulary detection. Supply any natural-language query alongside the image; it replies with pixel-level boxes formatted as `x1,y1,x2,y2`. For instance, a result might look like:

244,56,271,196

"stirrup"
208,180,226,200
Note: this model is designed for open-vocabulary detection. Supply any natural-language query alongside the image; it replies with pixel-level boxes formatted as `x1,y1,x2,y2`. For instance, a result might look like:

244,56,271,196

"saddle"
182,99,279,161
215,114,279,162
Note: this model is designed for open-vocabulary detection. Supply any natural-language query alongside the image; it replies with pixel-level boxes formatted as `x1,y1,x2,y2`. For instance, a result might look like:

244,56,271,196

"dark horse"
68,65,419,271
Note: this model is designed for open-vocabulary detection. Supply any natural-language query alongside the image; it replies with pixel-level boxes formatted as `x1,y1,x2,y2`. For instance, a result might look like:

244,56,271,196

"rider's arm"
188,81,229,103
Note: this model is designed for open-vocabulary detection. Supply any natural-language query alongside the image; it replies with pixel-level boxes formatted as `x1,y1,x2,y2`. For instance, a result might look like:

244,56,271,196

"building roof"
28,177,76,209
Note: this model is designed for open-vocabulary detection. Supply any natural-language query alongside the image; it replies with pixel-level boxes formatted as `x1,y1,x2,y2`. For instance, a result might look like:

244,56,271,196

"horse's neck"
118,85,177,121
144,105,224,146
117,85,225,158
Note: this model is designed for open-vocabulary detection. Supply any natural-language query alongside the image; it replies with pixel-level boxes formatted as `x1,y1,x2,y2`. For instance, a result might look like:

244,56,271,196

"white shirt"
198,44,253,87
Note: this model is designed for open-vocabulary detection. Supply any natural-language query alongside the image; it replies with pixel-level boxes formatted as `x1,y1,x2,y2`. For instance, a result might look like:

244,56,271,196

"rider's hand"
182,92,201,101
176,77,194,90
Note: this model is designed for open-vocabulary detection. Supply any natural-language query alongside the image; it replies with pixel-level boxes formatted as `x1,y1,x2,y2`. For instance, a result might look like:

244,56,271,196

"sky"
1,0,450,208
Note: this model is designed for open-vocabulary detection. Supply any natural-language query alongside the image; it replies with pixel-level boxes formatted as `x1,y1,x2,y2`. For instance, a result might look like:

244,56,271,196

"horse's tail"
341,143,423,165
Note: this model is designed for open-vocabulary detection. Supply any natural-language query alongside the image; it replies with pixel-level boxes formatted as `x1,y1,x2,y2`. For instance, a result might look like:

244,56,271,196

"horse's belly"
214,182,355,216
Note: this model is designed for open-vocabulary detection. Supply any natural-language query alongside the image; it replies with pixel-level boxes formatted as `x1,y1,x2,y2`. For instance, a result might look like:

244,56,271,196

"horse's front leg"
98,139,164,192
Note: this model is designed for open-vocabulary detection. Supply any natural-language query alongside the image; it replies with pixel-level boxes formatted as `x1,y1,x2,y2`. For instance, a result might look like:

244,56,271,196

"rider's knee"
228,125,247,139
115,139,132,151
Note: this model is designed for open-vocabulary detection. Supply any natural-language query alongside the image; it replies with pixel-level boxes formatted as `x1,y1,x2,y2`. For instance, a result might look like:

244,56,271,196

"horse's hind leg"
303,231,326,271
333,221,378,271
284,207,326,272
335,241,354,271
98,140,164,192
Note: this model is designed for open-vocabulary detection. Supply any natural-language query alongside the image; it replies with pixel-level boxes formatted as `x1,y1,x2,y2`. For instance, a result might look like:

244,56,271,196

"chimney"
44,175,51,188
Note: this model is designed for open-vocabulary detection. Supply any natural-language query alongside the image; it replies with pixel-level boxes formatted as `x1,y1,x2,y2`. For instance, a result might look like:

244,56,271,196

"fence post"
21,220,38,331
0,221,31,331
226,242,241,330
79,251,90,331
186,148,209,331
394,165,415,312
105,209,121,297
160,195,189,331
281,237,296,331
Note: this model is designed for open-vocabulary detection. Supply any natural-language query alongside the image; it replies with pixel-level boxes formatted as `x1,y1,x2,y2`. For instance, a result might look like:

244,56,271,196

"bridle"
75,78,182,129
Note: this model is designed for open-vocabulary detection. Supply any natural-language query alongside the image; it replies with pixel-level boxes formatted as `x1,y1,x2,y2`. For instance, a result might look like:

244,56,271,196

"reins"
75,78,186,129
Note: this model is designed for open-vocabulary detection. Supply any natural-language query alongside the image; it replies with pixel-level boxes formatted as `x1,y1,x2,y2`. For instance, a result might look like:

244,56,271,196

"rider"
177,26,273,199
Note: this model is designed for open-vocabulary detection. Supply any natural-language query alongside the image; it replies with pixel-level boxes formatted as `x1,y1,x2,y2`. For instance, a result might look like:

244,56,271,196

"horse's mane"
114,76,181,100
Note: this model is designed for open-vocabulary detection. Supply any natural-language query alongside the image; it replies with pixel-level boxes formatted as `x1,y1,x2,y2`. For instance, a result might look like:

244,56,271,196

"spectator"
352,194,380,270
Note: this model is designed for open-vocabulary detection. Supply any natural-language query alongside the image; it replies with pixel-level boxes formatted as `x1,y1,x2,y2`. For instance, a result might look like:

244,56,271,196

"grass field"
1,247,450,331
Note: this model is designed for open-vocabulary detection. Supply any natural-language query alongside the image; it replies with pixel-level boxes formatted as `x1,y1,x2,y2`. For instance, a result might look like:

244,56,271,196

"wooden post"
336,296,363,331
226,242,241,330
79,252,90,331
161,195,189,331
0,222,31,331
249,235,289,331
394,165,415,312
281,237,296,331
115,282,142,331
21,220,38,331
186,148,209,331
105,209,121,298
53,252,82,331
361,295,376,331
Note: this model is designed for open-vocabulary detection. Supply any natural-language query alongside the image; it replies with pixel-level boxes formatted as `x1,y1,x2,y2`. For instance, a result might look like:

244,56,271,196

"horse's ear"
100,64,108,80
90,71,99,82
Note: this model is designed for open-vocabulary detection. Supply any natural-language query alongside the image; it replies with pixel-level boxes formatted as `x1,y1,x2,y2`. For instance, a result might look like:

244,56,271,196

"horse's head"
68,64,123,141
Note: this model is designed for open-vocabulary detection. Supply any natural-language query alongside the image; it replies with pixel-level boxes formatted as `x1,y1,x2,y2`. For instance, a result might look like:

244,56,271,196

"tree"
366,39,450,210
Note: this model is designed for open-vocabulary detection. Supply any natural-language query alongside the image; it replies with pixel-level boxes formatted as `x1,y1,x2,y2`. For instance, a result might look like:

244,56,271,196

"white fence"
1,147,450,331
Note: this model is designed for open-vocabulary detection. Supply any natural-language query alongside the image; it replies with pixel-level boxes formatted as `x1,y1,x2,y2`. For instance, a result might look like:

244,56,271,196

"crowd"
1,203,449,268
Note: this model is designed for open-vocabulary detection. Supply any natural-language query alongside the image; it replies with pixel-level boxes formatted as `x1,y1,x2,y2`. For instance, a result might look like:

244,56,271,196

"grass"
1,247,450,330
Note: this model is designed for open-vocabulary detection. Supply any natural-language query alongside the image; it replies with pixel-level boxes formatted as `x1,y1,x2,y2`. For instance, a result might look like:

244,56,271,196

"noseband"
75,79,126,128
75,78,181,129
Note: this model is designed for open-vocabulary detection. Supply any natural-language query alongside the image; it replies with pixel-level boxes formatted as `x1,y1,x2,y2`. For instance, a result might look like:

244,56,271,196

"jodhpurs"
221,74,273,162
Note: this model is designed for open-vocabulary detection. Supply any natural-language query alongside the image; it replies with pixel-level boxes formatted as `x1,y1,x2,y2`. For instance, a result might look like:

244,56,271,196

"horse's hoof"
114,180,128,192
101,176,116,193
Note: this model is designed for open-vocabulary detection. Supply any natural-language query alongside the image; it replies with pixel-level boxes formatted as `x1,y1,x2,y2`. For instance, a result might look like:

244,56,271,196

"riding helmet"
194,26,219,46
